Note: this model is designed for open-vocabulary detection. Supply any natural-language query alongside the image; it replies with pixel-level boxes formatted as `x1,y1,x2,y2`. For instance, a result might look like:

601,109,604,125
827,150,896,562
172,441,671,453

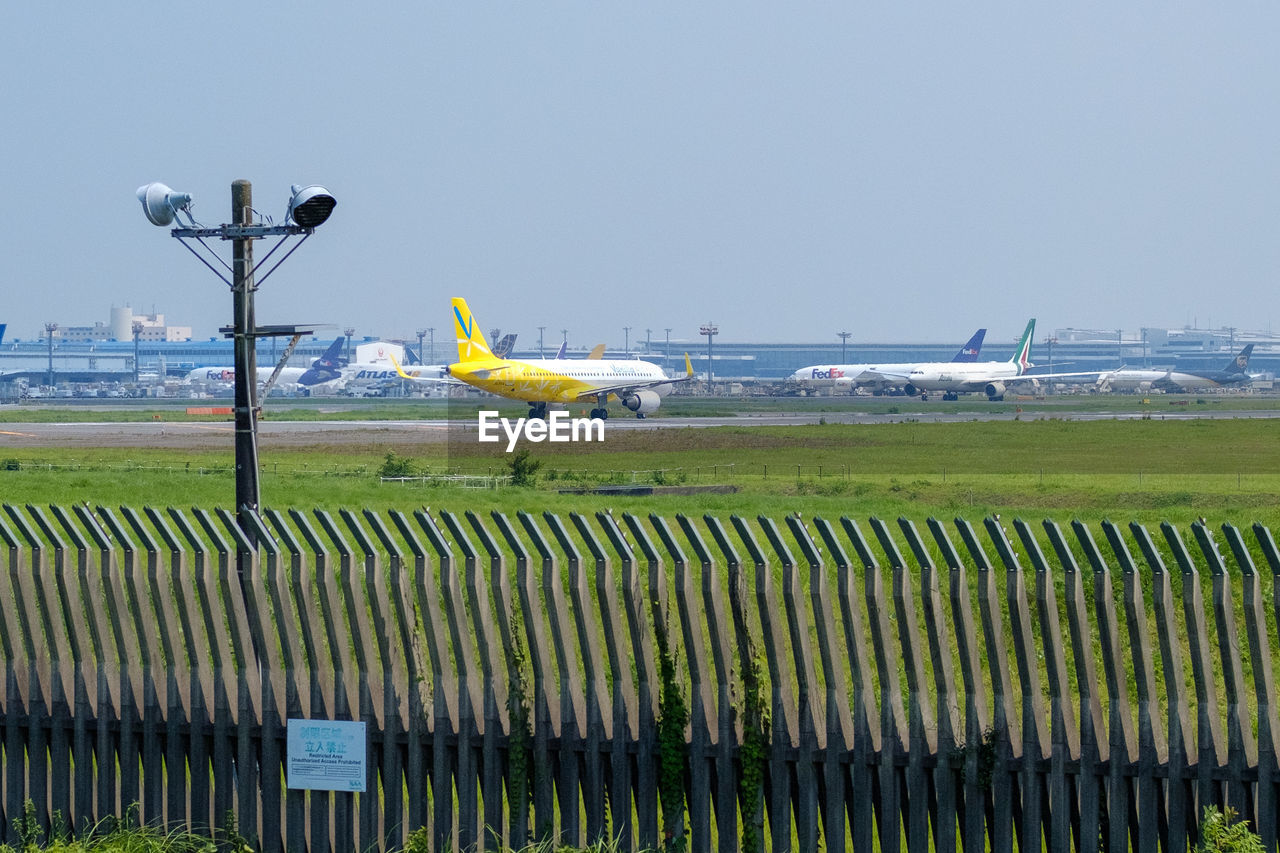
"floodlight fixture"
136,182,195,227
286,184,337,228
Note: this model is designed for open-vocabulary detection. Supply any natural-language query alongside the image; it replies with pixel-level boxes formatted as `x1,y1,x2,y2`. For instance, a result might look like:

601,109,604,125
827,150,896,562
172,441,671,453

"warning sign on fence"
286,719,367,792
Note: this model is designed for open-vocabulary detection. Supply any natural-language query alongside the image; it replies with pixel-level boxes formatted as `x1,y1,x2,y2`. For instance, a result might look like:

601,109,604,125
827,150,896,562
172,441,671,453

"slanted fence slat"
11,506,1280,851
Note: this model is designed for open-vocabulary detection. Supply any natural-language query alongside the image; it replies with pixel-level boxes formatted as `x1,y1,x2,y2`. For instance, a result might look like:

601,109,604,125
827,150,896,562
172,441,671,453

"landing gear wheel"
590,407,609,420
636,413,646,419
529,403,548,420
943,392,958,402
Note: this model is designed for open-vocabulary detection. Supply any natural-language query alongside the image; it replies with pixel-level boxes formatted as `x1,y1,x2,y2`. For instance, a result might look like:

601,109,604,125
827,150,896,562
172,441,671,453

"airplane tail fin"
312,336,345,368
0,324,7,346
587,343,605,360
1009,319,1035,374
451,298,494,362
1226,343,1254,373
951,328,986,362
555,340,568,359
493,333,517,359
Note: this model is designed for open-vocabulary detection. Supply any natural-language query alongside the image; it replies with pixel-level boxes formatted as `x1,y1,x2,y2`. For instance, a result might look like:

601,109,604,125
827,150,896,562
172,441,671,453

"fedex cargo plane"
791,328,986,392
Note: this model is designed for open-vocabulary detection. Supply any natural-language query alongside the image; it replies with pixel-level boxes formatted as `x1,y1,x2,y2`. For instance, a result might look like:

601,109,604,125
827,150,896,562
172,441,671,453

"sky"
2,4,1278,350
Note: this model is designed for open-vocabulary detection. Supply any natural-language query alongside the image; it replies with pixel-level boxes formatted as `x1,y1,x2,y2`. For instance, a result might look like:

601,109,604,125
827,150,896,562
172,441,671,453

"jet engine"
621,389,662,415
984,382,1006,401
903,383,920,397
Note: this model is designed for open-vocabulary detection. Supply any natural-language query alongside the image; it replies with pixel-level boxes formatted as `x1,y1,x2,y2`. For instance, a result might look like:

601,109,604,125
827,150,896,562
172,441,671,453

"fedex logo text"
478,410,605,453
810,368,845,379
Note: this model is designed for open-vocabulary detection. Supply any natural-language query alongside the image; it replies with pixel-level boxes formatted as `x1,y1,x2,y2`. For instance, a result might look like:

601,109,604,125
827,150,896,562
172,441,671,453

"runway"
2,405,1278,449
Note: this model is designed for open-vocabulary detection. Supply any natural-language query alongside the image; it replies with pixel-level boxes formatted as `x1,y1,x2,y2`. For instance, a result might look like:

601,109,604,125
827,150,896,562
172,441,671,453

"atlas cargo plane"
410,297,693,419
791,328,986,391
184,336,345,392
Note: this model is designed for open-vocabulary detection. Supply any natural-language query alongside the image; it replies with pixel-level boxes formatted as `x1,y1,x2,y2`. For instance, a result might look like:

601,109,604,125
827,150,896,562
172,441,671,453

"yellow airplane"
404,297,693,419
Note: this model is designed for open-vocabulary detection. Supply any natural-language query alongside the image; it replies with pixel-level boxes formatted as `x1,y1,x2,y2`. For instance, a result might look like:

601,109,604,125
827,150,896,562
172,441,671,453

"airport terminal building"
0,323,1273,393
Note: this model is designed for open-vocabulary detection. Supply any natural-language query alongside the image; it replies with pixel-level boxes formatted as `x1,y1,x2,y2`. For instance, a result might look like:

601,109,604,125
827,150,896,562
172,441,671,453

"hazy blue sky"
3,4,1277,349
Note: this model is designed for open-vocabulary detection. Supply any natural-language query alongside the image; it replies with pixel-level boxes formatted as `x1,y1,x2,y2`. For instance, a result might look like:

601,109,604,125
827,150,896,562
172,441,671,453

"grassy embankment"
1,412,1277,528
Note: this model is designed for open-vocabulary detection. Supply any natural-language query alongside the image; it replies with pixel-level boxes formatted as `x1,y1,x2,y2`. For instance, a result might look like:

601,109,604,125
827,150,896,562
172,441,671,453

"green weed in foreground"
0,801,251,853
1197,806,1265,852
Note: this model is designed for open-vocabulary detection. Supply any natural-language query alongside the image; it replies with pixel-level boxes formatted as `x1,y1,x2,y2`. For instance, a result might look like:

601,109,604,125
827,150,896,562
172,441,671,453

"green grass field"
2,404,1278,527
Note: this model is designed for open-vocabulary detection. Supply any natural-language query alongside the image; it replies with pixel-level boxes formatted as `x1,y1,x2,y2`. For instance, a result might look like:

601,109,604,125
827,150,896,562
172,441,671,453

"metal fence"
0,503,1276,852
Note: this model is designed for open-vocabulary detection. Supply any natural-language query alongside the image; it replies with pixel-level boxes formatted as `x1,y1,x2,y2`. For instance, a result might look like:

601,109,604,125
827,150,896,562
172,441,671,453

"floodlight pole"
231,180,260,525
132,321,143,385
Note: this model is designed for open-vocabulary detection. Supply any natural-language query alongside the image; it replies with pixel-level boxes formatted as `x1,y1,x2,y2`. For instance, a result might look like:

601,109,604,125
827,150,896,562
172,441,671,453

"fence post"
734,516,801,852
492,511,559,843
760,517,822,852
843,517,908,853
440,510,509,852
1012,519,1078,853
1225,523,1279,846
1128,521,1195,849
144,508,216,839
210,509,272,849
78,505,146,829
897,518,960,853
1101,520,1167,853
984,518,1050,853
166,509,237,841
1244,517,1280,845
954,518,1018,853
1073,520,1139,850
0,509,43,840
1160,521,1225,816
518,511,586,849
120,507,194,836
927,518,992,852
618,513,668,850
417,510,484,852
389,509,461,851
789,516,855,853
676,516,739,853
365,511,432,844
869,517,935,853
650,515,708,850
704,515,768,852
338,509,400,852
8,507,67,837
466,510,529,847
544,513,610,845
573,512,641,851
1190,522,1257,820
45,505,99,835
288,509,357,853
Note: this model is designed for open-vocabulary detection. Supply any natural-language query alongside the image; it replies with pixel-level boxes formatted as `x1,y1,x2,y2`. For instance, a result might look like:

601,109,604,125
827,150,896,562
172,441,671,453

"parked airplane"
791,328,987,391
897,319,1036,401
426,297,692,418
386,337,608,388
493,333,517,359
1096,344,1255,392
184,336,345,392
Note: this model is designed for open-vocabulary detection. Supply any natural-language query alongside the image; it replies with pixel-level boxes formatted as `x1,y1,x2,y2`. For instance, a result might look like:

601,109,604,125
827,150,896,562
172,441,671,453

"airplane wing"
389,354,458,383
1008,370,1109,383
570,353,695,400
861,369,910,384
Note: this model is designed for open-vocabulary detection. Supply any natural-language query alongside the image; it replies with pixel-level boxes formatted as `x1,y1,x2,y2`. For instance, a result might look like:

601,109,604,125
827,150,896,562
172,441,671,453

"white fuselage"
456,358,673,403
906,361,1022,393
183,366,306,388
792,362,932,387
